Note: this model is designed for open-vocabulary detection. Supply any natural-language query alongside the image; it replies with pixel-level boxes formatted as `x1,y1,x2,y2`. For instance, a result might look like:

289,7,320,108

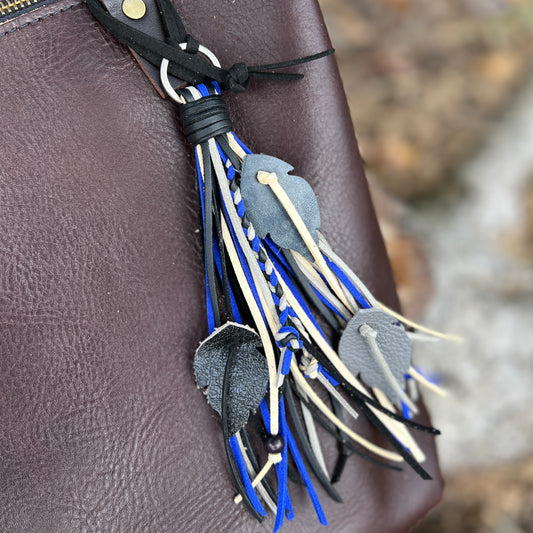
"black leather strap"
87,0,334,93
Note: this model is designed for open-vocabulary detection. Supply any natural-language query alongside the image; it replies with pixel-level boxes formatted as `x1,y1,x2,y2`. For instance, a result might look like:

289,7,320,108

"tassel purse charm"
86,0,452,529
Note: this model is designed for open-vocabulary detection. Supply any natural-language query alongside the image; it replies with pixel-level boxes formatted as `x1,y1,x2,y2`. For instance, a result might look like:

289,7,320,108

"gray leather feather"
240,154,321,261
193,322,269,436
338,309,412,405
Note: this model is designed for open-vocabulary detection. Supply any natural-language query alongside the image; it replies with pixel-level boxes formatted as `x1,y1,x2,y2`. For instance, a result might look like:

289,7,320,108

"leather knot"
225,62,250,92
179,95,233,146
184,34,200,54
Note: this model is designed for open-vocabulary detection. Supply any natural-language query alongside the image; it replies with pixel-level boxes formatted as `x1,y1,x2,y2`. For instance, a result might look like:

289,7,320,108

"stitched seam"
0,0,84,39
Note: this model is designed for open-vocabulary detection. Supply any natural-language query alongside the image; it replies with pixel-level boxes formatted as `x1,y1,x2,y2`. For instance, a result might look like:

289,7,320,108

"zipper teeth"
0,0,39,18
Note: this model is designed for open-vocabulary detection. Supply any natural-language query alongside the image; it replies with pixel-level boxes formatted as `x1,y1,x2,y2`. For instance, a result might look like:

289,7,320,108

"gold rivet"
122,0,146,20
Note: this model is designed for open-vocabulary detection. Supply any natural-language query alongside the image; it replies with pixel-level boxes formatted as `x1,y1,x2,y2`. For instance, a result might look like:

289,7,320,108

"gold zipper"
0,0,41,20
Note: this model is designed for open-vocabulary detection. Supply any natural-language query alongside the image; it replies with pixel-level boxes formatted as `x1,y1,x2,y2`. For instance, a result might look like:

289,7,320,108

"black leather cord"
200,141,221,328
301,338,440,434
85,0,334,92
221,344,264,522
283,383,343,501
180,96,233,146
287,377,403,472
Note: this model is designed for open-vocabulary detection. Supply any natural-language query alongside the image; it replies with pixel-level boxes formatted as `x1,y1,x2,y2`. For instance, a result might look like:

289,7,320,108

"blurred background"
318,0,533,531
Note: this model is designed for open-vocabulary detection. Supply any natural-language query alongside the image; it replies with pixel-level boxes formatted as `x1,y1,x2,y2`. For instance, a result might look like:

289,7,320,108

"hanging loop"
160,43,221,104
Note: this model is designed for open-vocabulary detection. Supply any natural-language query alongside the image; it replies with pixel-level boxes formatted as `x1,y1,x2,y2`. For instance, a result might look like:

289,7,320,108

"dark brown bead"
264,434,285,454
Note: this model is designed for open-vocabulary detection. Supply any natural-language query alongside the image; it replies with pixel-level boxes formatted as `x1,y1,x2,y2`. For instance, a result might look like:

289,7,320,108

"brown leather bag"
0,0,442,531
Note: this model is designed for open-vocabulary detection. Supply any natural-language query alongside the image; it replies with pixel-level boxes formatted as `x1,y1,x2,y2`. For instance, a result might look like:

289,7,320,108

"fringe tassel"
186,81,447,528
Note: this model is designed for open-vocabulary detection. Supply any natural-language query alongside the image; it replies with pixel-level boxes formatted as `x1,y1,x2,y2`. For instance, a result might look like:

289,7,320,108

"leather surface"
0,0,443,531
99,0,186,96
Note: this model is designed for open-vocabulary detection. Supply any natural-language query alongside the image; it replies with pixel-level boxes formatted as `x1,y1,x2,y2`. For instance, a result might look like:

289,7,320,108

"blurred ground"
319,0,533,531
412,458,533,533
320,0,533,199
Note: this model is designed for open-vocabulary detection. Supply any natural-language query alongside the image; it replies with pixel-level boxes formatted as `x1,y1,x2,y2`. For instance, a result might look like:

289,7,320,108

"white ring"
160,43,221,104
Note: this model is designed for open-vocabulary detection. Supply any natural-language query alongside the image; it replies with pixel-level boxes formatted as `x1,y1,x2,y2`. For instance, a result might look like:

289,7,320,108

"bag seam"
0,0,84,40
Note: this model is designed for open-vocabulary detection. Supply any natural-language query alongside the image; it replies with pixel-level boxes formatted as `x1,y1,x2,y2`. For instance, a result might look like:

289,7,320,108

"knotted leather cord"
180,95,233,145
85,0,334,92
